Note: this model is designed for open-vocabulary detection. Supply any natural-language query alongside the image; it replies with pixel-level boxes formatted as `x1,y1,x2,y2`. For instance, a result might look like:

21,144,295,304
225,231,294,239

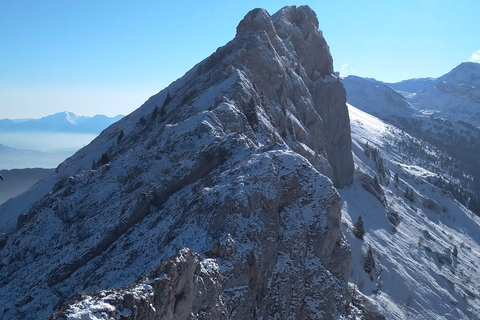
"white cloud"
339,63,354,78
471,50,480,62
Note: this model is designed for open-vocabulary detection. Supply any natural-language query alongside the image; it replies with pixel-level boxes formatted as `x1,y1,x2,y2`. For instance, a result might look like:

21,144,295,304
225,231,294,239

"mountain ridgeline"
0,6,356,319
0,112,124,134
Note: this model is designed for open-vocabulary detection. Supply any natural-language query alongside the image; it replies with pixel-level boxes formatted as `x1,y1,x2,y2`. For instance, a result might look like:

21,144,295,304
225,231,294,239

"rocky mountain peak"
439,61,480,86
228,5,353,186
273,5,332,76
0,6,354,319
236,8,275,37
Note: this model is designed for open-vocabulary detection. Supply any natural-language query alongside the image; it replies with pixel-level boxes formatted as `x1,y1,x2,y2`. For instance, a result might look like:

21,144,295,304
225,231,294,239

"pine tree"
245,97,259,128
160,105,166,118
352,214,365,240
405,186,415,202
151,105,159,121
99,152,109,166
162,92,171,107
364,245,376,277
117,129,124,143
452,245,458,257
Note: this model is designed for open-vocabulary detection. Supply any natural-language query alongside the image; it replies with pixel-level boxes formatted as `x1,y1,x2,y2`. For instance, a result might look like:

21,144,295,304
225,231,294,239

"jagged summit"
0,6,356,320
235,5,333,76
199,4,352,186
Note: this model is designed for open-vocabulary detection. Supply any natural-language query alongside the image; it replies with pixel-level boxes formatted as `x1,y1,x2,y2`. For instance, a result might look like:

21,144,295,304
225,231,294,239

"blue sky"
1,1,479,118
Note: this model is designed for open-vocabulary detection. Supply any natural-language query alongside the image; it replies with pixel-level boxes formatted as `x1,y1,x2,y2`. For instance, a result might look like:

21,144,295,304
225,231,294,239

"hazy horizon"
0,132,96,152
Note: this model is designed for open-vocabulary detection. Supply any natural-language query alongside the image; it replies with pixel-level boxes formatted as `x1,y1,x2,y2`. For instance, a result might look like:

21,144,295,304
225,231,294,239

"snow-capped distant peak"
64,111,78,125
0,112,124,134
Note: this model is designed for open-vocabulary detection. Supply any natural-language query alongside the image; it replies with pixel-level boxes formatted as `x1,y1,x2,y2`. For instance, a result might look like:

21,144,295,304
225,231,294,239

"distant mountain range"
0,112,122,170
386,62,480,127
0,112,124,134
343,61,480,214
386,61,480,94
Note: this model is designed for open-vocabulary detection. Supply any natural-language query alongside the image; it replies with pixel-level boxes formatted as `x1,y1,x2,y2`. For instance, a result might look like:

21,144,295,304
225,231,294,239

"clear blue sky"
1,0,479,118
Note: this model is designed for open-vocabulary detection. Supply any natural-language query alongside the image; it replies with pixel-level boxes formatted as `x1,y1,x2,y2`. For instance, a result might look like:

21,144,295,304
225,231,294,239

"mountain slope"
342,105,480,319
46,105,480,320
343,73,480,216
385,62,480,94
343,75,415,119
386,77,437,94
0,6,355,319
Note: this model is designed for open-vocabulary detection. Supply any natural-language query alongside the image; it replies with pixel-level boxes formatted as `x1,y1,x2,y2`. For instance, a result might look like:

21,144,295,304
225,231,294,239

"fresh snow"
341,104,480,319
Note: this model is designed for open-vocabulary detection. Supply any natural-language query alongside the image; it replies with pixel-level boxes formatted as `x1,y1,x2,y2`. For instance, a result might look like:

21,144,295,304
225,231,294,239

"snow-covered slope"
343,73,480,216
343,75,415,119
388,62,480,127
3,5,479,320
0,6,356,320
45,103,480,320
341,104,480,319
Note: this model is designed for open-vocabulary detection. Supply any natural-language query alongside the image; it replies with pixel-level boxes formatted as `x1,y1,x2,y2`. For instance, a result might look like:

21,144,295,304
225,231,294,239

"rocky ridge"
0,5,356,320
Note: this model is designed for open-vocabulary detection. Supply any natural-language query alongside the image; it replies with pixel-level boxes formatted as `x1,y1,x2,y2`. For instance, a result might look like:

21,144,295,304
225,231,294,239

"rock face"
0,5,354,320
231,6,353,187
49,249,228,320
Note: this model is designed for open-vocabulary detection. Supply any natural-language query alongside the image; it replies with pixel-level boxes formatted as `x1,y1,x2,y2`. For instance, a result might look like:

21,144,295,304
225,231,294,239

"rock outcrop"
0,5,354,320
49,249,228,320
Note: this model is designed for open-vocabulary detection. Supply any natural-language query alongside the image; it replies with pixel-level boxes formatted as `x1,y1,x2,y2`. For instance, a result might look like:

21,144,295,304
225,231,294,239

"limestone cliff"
0,5,355,320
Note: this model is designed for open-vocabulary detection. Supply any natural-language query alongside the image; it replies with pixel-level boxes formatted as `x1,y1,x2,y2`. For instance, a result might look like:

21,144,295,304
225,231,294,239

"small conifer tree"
162,92,171,107
117,129,124,143
364,245,376,277
405,186,415,202
151,105,159,121
452,245,458,257
160,105,166,118
245,97,259,128
99,152,109,166
353,214,365,240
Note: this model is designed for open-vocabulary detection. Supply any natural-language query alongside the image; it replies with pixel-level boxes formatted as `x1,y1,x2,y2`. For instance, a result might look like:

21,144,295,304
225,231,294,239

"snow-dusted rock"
49,248,228,320
0,5,354,320
229,6,353,187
